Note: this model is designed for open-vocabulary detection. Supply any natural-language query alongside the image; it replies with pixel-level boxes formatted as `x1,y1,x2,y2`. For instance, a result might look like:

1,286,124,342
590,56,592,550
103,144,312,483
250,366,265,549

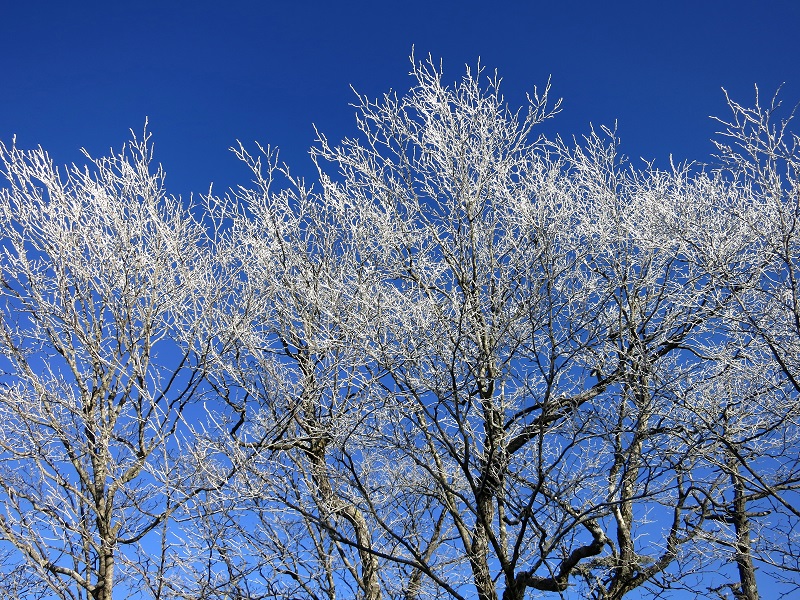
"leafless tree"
4,58,800,600
0,129,219,600
206,56,787,599
669,87,800,600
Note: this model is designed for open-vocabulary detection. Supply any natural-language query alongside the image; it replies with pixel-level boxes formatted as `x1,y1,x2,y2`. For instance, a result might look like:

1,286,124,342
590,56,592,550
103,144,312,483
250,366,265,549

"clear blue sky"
2,0,799,197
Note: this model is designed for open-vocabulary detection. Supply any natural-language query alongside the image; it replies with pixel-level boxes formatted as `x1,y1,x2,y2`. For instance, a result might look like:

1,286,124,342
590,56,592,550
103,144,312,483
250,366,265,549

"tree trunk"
469,517,497,600
728,454,759,600
90,546,115,600
306,437,382,600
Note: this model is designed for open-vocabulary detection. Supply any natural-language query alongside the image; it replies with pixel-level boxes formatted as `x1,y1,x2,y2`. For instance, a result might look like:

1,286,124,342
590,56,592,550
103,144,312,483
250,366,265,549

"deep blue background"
2,0,798,198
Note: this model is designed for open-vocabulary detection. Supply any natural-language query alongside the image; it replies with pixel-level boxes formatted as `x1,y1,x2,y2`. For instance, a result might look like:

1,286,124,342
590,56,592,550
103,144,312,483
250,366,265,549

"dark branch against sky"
2,0,798,197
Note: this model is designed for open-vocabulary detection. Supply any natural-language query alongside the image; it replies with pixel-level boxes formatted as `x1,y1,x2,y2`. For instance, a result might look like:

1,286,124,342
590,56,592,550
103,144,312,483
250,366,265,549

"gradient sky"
2,0,799,199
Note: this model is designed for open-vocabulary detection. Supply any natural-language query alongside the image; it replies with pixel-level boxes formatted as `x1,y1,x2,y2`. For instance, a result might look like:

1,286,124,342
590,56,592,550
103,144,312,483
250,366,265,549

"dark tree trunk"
728,453,759,600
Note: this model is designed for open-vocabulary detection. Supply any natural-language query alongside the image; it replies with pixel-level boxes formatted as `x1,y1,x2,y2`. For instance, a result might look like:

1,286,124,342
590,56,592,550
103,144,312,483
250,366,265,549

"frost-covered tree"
671,88,800,600
204,58,798,600
2,57,799,600
0,130,220,600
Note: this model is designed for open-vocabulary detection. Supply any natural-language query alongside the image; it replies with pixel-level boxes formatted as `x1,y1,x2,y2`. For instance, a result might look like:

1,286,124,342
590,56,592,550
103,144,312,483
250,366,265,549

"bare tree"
4,58,800,600
671,87,800,600
210,56,769,599
196,143,403,600
0,129,218,600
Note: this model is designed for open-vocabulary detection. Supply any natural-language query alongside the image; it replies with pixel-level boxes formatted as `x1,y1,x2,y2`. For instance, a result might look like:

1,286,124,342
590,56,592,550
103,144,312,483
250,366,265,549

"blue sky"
2,0,799,199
